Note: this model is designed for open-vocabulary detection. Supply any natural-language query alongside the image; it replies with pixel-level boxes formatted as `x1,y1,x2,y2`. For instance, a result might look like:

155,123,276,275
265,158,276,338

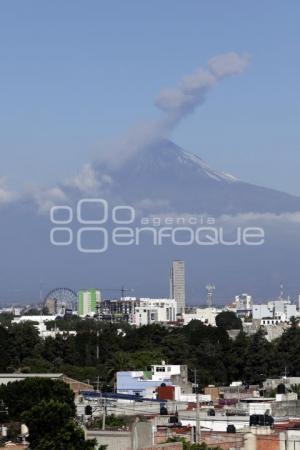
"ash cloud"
155,52,249,120
98,52,250,166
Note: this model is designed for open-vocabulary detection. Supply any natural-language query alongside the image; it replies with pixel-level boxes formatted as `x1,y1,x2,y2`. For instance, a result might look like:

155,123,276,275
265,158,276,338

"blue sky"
1,0,300,194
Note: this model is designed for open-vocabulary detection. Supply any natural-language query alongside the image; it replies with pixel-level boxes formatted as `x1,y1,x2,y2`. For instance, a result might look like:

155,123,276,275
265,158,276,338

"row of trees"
1,313,300,387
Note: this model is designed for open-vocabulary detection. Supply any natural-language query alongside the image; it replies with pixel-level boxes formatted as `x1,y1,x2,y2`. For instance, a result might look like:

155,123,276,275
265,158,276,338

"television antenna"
206,284,215,308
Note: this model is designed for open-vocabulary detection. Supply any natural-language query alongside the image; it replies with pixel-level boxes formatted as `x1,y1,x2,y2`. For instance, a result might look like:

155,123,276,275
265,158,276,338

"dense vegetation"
1,314,300,387
0,379,96,449
215,311,243,330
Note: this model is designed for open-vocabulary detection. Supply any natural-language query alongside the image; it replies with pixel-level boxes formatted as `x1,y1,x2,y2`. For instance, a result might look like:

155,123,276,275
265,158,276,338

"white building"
252,304,272,320
182,307,221,326
12,315,55,325
235,293,252,313
12,315,76,338
116,363,199,401
131,298,177,326
151,363,183,381
253,299,298,323
226,294,252,318
100,297,177,326
170,260,185,315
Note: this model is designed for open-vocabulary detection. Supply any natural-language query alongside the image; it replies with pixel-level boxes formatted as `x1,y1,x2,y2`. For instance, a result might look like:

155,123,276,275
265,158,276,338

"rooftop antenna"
206,284,215,308
39,279,43,304
279,282,284,301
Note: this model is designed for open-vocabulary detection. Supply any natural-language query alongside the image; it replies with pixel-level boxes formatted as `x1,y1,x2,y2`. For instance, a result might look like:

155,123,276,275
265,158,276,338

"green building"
77,289,101,317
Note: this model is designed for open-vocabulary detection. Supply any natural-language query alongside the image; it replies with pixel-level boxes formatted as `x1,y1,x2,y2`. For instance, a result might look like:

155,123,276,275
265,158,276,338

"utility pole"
102,398,107,431
194,369,201,444
96,330,99,361
95,376,101,392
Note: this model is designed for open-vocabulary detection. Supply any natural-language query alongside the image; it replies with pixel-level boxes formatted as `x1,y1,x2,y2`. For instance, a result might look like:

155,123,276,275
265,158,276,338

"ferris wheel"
44,287,77,315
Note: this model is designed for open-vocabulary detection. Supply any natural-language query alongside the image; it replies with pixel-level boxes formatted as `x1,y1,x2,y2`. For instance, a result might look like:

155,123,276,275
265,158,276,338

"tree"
243,329,273,384
290,384,300,399
22,400,96,450
215,311,242,330
0,313,13,327
7,322,40,366
273,325,300,376
0,379,75,421
0,326,10,371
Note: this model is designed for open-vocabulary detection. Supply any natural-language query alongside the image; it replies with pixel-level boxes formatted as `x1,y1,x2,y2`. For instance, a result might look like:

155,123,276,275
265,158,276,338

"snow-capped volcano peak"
179,149,238,183
88,139,300,215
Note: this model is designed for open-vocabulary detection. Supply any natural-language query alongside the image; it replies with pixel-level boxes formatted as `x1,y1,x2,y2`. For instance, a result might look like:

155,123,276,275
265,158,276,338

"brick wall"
142,444,183,450
256,434,280,450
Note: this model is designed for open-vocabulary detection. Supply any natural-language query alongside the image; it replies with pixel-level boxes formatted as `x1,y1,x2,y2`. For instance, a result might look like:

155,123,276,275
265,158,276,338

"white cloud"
65,163,113,194
0,178,16,206
32,186,68,213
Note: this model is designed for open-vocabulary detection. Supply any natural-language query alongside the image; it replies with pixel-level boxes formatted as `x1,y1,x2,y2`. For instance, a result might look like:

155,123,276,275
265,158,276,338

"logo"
50,199,265,253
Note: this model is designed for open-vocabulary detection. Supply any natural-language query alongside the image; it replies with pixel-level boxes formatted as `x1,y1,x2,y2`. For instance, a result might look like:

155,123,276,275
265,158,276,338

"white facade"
235,293,252,311
181,416,249,432
12,315,55,325
151,363,181,381
182,307,221,326
12,315,76,338
116,363,196,401
0,373,63,387
170,260,185,315
253,300,298,322
252,304,271,320
131,298,177,326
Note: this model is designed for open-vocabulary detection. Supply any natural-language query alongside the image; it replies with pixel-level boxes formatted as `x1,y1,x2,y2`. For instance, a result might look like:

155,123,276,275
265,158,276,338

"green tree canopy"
22,400,96,450
215,311,242,330
0,378,75,421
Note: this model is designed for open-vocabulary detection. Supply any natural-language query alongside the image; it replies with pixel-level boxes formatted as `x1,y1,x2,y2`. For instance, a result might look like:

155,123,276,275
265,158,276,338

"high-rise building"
169,260,185,315
44,298,57,315
77,289,101,317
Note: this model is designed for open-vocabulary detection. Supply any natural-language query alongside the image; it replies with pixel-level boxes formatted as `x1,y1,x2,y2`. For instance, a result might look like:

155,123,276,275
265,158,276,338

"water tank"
277,383,286,394
21,424,29,436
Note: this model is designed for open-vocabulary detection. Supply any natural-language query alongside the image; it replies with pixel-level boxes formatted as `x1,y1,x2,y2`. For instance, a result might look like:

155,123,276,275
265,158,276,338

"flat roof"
0,373,63,378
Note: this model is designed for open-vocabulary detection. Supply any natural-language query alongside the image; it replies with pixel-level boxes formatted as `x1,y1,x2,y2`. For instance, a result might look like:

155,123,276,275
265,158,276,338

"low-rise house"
117,363,194,401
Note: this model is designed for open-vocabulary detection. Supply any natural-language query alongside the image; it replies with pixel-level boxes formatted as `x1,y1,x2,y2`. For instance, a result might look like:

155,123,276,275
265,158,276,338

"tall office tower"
169,260,185,315
77,289,101,317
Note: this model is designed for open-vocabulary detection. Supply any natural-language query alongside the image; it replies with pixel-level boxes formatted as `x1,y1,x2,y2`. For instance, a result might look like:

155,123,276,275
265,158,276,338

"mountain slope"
92,140,300,215
1,140,300,302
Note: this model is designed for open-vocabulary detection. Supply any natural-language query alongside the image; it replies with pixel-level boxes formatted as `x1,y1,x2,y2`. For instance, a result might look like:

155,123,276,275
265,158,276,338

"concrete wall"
280,430,300,450
201,430,280,450
143,445,182,450
272,400,300,417
132,422,153,450
86,422,159,450
85,430,132,450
